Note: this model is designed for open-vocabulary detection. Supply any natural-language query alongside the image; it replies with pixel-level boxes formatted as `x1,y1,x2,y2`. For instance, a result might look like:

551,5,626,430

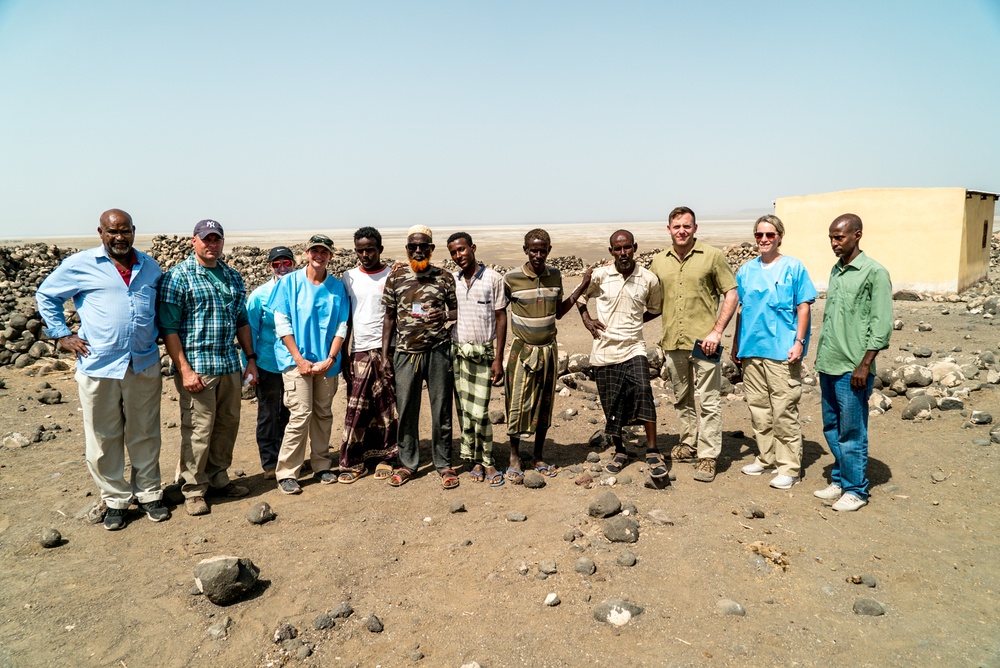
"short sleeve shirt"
343,266,391,353
453,264,508,345
382,264,458,353
503,263,563,345
735,255,817,361
649,240,737,351
581,264,661,366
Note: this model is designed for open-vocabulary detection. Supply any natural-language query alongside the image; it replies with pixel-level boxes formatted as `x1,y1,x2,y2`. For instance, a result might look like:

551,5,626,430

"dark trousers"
255,367,289,471
394,343,454,473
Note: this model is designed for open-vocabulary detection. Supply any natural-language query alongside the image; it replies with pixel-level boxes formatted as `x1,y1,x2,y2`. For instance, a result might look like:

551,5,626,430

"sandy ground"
0,285,998,667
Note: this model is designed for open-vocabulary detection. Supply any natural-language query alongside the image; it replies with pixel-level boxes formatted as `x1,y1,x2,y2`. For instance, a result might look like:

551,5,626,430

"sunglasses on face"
754,232,777,240
271,259,293,269
407,243,431,252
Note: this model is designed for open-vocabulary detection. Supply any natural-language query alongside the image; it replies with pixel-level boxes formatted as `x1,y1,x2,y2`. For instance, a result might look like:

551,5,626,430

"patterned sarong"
340,350,399,471
505,338,557,436
453,342,495,466
593,355,658,437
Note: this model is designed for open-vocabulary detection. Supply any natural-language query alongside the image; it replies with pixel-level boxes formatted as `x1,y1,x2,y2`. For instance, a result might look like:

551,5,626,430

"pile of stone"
722,242,760,274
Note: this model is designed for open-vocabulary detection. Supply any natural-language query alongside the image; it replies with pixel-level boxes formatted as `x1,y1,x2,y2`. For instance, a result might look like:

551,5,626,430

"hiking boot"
669,444,698,462
207,483,249,498
278,478,302,495
832,493,867,512
741,461,775,476
138,499,171,522
769,474,799,490
103,507,128,531
184,496,210,516
693,458,716,482
263,469,276,480
813,483,843,500
315,470,338,485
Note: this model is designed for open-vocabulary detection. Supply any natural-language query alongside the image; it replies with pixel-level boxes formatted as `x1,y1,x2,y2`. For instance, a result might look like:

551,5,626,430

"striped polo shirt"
503,263,563,345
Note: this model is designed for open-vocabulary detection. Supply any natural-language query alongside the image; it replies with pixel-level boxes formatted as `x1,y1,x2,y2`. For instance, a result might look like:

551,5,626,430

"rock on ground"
588,490,622,518
194,556,261,605
593,598,644,626
603,515,640,543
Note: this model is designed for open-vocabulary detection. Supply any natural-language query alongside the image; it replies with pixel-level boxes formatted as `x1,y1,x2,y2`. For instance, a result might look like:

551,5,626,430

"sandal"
487,469,505,487
338,468,368,484
388,467,413,487
373,462,394,480
440,469,460,490
534,463,558,478
606,451,628,474
506,468,524,485
469,465,486,483
646,450,669,479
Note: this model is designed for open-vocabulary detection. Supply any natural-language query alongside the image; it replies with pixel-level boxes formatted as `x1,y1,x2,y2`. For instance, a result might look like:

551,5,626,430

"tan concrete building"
776,187,999,293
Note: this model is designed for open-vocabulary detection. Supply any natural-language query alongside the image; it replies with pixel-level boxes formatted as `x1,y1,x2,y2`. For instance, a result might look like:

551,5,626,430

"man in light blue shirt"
36,209,169,531
246,246,296,479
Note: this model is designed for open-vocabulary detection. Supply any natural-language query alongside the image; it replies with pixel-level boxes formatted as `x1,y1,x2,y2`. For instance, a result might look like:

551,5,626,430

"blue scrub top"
736,255,817,361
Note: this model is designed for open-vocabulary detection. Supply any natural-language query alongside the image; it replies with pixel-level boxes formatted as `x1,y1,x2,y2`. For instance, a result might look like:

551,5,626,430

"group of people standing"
34,206,891,531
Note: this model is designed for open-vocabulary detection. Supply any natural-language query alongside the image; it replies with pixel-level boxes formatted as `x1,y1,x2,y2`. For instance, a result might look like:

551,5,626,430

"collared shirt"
343,265,391,353
36,245,162,379
270,269,350,376
815,252,893,376
504,263,564,345
736,255,818,361
580,264,662,366
649,240,737,351
453,263,508,345
157,254,248,375
246,277,282,374
382,264,458,353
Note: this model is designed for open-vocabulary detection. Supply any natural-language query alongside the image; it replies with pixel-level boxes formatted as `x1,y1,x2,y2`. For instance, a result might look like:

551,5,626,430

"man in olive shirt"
650,206,738,483
813,213,892,512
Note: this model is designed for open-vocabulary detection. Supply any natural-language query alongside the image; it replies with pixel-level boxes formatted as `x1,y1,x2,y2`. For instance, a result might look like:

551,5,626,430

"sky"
0,0,998,237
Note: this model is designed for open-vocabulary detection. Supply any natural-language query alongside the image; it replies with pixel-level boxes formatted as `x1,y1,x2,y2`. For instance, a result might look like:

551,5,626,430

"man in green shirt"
650,206,738,483
813,213,892,512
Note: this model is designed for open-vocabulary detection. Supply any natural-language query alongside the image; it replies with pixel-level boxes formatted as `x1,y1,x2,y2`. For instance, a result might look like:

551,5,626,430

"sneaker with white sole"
103,507,128,531
769,474,799,489
138,499,171,522
832,493,867,512
278,478,302,495
813,483,843,500
741,462,775,476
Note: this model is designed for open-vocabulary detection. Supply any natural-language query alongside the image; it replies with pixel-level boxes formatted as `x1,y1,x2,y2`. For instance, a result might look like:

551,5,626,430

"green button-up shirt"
814,252,893,376
650,240,737,351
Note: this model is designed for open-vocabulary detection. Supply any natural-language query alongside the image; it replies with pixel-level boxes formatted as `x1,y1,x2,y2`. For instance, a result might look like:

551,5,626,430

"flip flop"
440,469,460,490
388,467,413,487
506,468,524,485
373,462,394,480
469,466,486,483
487,470,505,487
606,451,628,474
534,463,558,478
338,469,368,484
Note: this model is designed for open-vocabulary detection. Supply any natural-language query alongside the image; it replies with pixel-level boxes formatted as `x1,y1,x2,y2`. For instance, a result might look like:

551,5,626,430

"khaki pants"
77,364,163,509
276,369,339,480
175,372,242,499
663,349,722,460
743,358,803,477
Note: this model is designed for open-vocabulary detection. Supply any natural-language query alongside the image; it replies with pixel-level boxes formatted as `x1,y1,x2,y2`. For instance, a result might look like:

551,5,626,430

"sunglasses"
754,232,778,240
407,242,432,252
270,259,293,269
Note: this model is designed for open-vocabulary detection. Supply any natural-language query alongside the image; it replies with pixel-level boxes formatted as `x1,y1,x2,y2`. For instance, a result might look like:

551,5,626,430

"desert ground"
0,226,998,667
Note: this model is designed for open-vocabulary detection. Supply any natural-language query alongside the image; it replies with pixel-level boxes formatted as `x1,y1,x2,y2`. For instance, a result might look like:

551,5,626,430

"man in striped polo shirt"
503,229,591,484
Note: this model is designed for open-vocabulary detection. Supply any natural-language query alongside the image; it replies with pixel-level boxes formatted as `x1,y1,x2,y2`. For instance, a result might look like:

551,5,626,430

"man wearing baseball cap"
158,219,257,516
246,246,296,479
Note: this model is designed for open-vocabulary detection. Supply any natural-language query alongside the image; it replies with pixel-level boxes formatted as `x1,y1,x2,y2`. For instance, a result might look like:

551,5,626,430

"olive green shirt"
650,240,737,351
814,252,893,376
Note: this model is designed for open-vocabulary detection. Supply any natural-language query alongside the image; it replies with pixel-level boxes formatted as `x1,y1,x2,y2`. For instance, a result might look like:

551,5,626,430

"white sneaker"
813,483,843,500
769,474,799,489
832,493,867,512
741,462,775,476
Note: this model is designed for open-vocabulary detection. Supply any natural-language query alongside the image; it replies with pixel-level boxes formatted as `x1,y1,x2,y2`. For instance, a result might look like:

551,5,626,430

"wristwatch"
795,338,806,345
246,353,258,361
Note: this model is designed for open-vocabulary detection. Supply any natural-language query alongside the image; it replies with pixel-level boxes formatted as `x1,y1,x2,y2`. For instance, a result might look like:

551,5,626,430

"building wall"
960,194,994,291
776,187,980,293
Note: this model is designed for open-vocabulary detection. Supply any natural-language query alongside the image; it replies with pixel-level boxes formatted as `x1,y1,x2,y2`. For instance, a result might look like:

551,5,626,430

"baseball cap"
307,234,334,252
267,246,294,263
193,219,225,239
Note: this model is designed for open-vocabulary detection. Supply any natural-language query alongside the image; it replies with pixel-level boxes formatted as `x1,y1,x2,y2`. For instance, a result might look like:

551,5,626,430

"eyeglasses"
754,232,777,240
270,259,293,269
407,243,432,252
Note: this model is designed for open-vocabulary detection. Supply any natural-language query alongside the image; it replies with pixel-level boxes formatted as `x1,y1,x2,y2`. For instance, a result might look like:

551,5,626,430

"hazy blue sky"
1,0,998,237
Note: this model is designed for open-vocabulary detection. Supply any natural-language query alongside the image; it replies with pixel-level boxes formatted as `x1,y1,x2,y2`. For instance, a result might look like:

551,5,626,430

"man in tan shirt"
649,207,738,483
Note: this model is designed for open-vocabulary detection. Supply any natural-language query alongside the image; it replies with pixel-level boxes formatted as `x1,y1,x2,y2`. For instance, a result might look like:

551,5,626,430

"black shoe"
138,499,171,522
103,507,128,531
315,470,338,485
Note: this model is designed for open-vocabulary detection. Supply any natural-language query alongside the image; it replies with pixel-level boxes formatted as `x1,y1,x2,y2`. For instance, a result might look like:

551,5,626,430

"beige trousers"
77,364,163,509
276,369,339,480
742,358,803,477
663,349,722,460
174,372,242,499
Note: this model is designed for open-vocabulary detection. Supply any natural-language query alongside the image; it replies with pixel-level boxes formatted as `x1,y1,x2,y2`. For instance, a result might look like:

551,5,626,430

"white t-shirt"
343,265,391,353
